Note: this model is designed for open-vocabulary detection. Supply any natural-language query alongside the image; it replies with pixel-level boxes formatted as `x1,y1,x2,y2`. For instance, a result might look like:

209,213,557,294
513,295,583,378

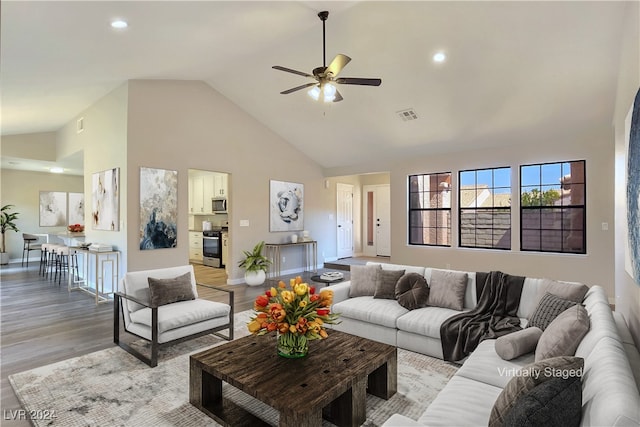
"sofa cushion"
349,264,382,297
455,339,535,389
129,299,230,333
148,272,195,306
528,292,577,330
427,269,468,311
503,375,582,427
374,269,405,299
496,327,542,361
418,375,502,426
518,278,588,319
332,297,409,328
535,304,590,361
488,356,584,427
396,306,463,339
395,273,429,310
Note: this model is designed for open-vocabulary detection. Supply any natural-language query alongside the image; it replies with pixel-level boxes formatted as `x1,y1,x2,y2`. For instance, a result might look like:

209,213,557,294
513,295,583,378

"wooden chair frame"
113,283,234,367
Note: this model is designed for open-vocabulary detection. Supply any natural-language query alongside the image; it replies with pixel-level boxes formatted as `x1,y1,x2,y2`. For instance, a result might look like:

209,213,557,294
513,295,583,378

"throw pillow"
503,375,582,427
533,278,589,306
148,272,195,307
488,356,584,427
495,327,543,361
427,269,468,311
528,292,577,331
535,304,590,361
374,269,406,299
349,264,381,297
395,273,430,310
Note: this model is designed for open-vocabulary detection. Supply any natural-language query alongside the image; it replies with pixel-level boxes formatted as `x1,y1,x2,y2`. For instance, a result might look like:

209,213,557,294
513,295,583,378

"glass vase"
277,331,308,358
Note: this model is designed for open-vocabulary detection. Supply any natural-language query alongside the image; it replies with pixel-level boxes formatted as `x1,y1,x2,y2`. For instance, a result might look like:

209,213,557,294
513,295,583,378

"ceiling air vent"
397,108,418,122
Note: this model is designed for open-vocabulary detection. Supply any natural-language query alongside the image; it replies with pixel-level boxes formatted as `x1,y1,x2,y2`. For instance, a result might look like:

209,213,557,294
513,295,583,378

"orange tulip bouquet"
247,276,340,358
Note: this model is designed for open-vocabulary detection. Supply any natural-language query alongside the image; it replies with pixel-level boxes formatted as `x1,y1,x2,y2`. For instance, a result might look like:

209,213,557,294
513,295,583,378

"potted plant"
1,205,20,265
238,241,271,286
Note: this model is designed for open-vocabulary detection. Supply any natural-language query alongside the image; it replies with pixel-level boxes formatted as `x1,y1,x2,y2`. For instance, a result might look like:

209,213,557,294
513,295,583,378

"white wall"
57,83,129,271
0,169,83,260
613,1,640,347
1,132,57,161
389,124,615,298
125,80,336,280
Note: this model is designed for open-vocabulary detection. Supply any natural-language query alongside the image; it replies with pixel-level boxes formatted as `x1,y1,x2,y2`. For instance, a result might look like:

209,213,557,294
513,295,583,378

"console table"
264,240,317,280
68,248,120,304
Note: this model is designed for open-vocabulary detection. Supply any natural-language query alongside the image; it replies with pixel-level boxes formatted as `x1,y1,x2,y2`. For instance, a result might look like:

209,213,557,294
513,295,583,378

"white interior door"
376,185,391,256
336,183,354,259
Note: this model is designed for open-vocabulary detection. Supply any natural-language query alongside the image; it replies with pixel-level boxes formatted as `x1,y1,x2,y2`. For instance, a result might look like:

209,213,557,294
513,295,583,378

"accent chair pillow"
528,292,577,331
148,272,195,307
395,273,429,310
427,269,468,311
495,327,543,361
349,264,382,297
535,304,590,361
488,356,584,427
374,269,406,299
503,375,582,427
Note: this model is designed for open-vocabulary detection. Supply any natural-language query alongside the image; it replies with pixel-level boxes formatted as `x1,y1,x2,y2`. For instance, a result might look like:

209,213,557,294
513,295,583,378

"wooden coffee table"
190,330,397,427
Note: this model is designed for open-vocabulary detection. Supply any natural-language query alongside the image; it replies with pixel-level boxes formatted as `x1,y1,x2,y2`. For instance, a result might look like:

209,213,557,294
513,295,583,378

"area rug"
9,311,458,426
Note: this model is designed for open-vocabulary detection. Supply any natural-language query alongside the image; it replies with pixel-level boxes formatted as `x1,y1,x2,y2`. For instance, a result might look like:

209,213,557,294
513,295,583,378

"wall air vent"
77,117,85,133
397,108,418,121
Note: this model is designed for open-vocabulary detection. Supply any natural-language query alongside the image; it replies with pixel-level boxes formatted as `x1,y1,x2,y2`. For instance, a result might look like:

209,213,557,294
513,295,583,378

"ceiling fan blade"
332,90,344,102
280,82,317,95
325,54,351,77
336,77,382,86
272,66,314,78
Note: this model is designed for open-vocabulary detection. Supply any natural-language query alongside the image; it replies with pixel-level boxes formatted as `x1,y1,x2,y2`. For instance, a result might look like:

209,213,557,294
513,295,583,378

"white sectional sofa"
324,262,640,426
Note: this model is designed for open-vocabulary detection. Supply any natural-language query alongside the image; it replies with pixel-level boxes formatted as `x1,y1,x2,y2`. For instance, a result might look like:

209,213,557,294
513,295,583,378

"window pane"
542,163,561,185
477,169,492,187
520,160,585,254
460,189,476,208
494,168,511,187
460,170,475,187
521,165,540,187
408,172,452,247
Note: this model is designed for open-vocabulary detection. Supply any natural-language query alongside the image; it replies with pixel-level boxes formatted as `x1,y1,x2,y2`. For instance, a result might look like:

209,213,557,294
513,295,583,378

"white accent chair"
114,265,233,367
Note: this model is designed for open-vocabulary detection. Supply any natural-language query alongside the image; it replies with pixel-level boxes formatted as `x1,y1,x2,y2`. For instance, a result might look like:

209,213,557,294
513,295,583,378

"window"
520,160,586,254
459,167,511,249
408,173,451,246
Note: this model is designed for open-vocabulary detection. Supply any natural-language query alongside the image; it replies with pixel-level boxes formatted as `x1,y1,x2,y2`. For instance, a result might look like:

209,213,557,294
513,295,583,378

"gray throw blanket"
440,271,525,362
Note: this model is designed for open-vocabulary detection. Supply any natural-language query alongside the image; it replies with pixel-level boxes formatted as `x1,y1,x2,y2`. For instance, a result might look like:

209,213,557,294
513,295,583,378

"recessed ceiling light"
111,19,128,29
433,52,447,63
50,167,64,174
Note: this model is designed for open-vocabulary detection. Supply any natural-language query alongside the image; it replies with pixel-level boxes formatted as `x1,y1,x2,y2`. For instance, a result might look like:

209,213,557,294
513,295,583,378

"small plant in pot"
1,205,20,265
238,241,271,286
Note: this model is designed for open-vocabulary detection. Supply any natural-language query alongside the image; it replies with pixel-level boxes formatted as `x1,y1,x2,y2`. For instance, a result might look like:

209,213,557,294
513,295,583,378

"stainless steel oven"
203,230,222,268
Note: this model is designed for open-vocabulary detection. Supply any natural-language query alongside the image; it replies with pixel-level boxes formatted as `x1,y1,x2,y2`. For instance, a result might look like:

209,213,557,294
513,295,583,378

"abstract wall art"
92,168,120,231
139,167,178,250
39,191,67,226
626,88,640,285
68,192,84,226
270,180,304,232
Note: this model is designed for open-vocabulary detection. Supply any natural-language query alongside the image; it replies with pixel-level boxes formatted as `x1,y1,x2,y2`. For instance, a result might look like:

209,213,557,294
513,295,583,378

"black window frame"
408,172,452,247
519,160,586,254
458,166,512,250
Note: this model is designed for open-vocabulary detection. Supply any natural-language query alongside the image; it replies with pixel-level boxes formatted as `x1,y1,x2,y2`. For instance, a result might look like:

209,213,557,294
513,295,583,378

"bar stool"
54,246,71,285
41,244,63,279
21,233,40,267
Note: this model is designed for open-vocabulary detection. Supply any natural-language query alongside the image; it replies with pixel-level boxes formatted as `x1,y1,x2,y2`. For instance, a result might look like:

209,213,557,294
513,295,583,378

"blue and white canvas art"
627,89,640,285
139,167,178,250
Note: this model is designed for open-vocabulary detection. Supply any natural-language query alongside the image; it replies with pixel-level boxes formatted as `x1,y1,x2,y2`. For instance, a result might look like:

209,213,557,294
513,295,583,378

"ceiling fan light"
323,83,336,102
308,86,321,101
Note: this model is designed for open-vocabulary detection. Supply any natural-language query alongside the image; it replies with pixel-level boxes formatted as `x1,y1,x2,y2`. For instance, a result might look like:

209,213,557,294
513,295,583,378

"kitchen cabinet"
213,174,228,198
189,231,203,264
189,175,215,214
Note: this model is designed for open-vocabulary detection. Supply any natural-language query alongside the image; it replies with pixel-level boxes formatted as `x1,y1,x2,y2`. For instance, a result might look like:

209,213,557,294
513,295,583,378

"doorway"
336,183,354,259
363,184,391,257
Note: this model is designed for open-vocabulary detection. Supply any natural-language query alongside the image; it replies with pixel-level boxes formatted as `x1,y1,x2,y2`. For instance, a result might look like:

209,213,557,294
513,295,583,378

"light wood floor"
0,262,348,426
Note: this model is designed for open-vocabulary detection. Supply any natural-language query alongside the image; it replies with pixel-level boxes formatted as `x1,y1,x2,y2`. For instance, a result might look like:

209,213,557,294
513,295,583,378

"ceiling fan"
272,11,382,103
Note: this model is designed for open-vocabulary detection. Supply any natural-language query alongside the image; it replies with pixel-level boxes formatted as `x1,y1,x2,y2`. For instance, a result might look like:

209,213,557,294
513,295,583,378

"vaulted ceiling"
1,1,632,173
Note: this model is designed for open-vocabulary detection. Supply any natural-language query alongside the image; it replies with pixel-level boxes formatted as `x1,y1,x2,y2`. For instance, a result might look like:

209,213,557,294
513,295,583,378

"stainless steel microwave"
212,197,227,213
